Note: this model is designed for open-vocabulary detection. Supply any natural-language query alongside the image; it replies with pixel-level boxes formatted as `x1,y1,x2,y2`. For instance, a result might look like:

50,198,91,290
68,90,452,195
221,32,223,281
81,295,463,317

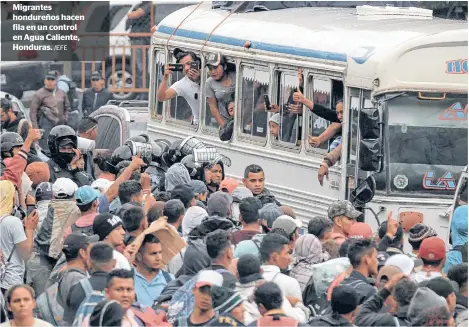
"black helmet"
149,141,163,162
125,141,152,166
154,139,171,154
0,94,12,111
139,133,151,143
179,136,206,157
0,132,24,156
48,125,77,156
181,154,199,178
163,139,184,166
110,145,133,168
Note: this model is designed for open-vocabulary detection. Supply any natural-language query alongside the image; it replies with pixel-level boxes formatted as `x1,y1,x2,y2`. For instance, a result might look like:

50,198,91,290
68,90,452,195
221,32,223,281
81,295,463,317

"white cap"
91,178,113,194
384,254,415,275
52,178,78,198
269,113,281,125
195,270,223,288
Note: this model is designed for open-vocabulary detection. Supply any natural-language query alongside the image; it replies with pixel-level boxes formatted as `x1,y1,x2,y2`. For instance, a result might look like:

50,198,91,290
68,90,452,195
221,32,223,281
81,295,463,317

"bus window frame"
270,67,303,153
150,47,166,121
201,56,238,136
304,74,334,157
237,63,270,146
165,47,201,130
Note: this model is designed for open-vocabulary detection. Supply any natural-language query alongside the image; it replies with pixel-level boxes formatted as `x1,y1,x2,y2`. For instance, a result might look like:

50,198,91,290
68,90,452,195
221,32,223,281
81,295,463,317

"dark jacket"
313,104,341,123
65,271,109,323
455,293,468,319
81,87,114,116
256,188,281,206
30,87,70,128
2,116,39,160
48,159,93,186
378,236,404,256
356,288,409,327
340,270,376,305
309,313,354,327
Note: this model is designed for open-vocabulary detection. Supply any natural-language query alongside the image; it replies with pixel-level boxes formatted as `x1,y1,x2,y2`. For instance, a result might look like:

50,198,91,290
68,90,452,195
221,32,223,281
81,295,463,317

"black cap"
91,71,103,80
63,233,99,257
237,254,262,284
331,285,359,314
93,213,123,241
170,184,194,207
46,71,57,79
35,182,53,202
59,138,75,147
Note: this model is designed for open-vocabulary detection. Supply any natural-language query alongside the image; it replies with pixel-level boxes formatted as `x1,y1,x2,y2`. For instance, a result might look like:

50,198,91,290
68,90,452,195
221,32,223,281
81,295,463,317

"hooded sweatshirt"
181,206,208,239
407,287,450,326
290,234,330,292
164,163,191,192
444,205,468,273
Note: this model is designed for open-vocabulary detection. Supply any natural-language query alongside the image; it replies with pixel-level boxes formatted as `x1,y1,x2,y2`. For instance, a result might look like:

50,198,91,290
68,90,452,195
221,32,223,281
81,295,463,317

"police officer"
47,125,92,186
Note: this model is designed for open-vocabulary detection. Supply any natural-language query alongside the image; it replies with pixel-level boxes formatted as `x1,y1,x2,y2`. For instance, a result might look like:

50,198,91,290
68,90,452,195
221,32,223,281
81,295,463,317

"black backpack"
65,80,79,111
450,243,468,263
71,223,94,236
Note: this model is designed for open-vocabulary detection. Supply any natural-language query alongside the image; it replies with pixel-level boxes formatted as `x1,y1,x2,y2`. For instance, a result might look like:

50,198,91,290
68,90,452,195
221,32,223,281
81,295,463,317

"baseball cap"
52,178,78,199
45,71,57,79
26,162,50,187
195,270,223,288
93,213,124,241
328,200,362,220
206,52,223,67
63,233,99,257
219,178,239,194
376,265,402,286
419,237,446,261
59,138,75,147
272,215,300,236
91,71,103,80
35,182,53,202
207,191,233,217
91,178,113,194
385,254,415,275
189,180,208,195
75,185,101,206
349,222,373,239
331,285,359,314
171,184,195,207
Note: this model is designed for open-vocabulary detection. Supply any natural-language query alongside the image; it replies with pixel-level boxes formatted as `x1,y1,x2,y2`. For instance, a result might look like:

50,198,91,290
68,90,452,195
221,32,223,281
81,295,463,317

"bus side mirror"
358,108,383,172
351,175,376,206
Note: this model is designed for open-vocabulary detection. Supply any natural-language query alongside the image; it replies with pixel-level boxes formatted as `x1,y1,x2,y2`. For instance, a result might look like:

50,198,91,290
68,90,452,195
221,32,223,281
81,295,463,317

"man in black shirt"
65,242,116,324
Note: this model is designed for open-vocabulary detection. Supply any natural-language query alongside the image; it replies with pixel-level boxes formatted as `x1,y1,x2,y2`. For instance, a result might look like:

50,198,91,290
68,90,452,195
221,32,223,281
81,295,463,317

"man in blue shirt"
134,234,174,306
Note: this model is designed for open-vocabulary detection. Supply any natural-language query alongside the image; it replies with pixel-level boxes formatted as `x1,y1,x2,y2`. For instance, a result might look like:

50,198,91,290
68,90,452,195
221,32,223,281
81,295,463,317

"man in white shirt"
260,233,310,322
157,48,201,124
93,213,131,270
411,237,447,284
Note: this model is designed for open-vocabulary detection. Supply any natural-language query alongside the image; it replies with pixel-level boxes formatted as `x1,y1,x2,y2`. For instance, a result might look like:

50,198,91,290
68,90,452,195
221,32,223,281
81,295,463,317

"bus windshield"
380,92,468,197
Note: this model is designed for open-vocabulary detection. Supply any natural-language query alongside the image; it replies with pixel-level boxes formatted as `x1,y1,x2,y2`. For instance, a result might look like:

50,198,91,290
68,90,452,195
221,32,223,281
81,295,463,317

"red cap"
348,222,373,239
419,237,446,261
219,178,239,194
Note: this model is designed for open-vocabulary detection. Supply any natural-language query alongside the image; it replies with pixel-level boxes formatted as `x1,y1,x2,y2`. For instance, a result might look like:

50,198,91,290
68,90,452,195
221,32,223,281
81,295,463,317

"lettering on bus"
422,171,456,190
439,102,468,120
446,59,468,74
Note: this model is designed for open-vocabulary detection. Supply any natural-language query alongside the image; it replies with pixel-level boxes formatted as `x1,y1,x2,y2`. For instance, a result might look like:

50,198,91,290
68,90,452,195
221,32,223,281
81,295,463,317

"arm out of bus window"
309,122,342,146
207,97,225,127
157,65,177,102
293,90,340,123
318,143,342,186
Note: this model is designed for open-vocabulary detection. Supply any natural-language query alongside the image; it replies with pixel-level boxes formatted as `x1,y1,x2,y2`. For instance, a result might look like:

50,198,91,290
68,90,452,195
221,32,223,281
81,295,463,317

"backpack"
71,223,94,236
450,243,468,263
167,269,228,323
72,289,106,327
257,314,298,327
65,79,79,111
36,268,87,326
302,257,350,314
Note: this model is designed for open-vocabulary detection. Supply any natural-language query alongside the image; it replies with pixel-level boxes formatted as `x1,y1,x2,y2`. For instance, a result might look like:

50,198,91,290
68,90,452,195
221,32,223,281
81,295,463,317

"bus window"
239,65,269,139
151,50,165,119
307,77,332,152
204,60,237,130
168,52,193,124
271,71,302,147
348,90,361,164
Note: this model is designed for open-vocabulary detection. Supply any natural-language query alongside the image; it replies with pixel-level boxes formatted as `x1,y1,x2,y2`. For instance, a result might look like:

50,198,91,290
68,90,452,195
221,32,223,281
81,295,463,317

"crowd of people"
0,96,468,327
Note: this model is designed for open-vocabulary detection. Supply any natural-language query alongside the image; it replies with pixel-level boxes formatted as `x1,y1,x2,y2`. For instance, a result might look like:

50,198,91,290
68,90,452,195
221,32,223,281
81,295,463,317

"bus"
146,4,468,250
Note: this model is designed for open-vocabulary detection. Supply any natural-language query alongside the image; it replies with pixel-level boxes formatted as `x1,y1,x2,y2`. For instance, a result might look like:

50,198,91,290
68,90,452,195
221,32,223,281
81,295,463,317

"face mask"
60,152,75,164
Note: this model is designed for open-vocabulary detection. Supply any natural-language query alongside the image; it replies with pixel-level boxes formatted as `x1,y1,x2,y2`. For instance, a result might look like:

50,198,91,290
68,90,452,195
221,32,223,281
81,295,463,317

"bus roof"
155,5,467,92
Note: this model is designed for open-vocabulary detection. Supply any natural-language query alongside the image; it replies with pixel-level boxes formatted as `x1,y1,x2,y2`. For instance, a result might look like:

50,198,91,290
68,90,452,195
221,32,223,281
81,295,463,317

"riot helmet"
126,135,147,143
162,139,184,166
179,136,206,157
181,154,199,179
0,132,24,158
193,148,231,184
110,145,133,169
125,140,152,166
154,139,171,153
48,125,78,168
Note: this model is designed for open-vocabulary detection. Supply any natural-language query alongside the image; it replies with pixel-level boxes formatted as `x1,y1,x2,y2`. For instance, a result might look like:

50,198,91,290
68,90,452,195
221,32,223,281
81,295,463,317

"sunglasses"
91,77,101,82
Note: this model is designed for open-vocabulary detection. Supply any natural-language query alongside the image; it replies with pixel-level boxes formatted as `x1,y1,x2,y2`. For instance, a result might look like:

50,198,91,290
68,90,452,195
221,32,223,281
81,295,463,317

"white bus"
146,4,468,249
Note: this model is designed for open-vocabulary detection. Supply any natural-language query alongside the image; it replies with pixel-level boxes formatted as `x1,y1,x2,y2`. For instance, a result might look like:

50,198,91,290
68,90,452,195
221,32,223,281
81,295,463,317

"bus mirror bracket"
358,107,384,173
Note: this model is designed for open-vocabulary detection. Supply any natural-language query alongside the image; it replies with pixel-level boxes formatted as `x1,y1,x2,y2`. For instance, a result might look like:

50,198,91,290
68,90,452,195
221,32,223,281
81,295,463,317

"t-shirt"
171,76,201,123
57,269,87,310
0,318,54,327
0,215,27,289
114,249,132,270
175,315,215,327
411,270,444,284
205,71,236,123
231,230,261,246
